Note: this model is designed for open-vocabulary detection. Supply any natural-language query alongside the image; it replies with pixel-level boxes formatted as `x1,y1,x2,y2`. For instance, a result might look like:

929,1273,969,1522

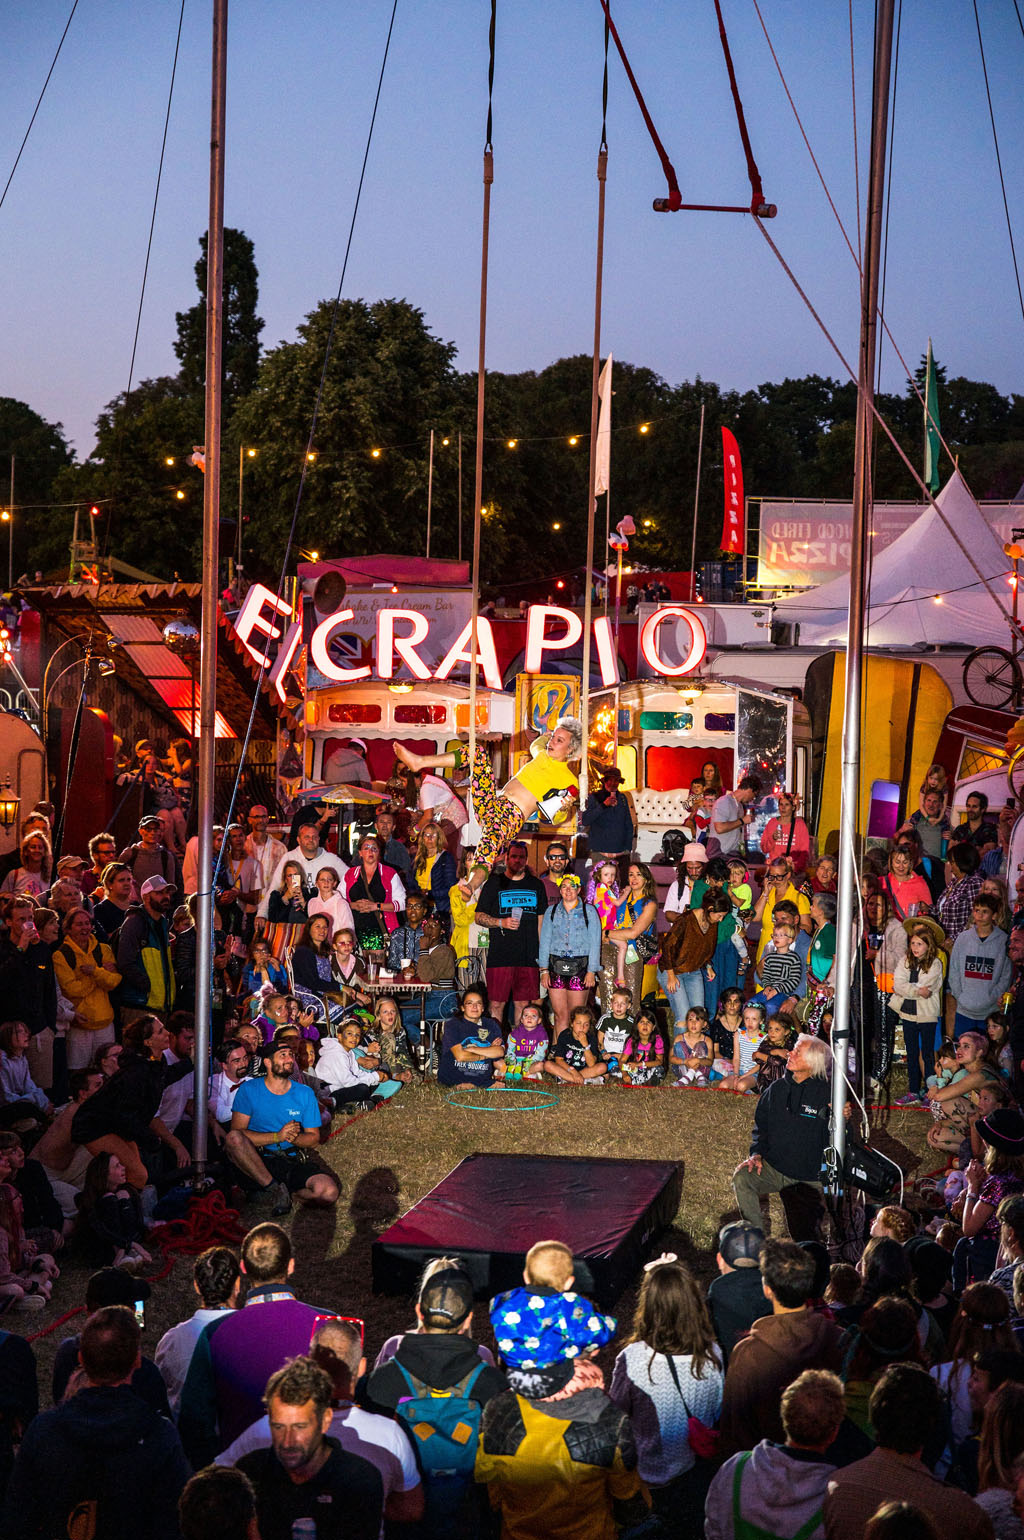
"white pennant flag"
594,354,613,497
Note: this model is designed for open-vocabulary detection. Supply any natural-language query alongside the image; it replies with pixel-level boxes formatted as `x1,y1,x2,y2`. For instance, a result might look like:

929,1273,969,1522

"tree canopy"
14,224,1024,586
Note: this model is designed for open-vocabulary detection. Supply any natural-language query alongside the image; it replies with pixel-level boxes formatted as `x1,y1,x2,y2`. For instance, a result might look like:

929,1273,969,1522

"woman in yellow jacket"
52,909,121,1070
448,847,486,982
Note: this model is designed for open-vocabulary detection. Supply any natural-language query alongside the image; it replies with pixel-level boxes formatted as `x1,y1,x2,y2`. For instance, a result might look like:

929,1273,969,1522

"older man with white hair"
732,1033,836,1243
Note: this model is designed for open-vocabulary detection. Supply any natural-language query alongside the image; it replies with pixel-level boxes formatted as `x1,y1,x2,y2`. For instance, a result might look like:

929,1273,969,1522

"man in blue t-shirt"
225,1037,340,1216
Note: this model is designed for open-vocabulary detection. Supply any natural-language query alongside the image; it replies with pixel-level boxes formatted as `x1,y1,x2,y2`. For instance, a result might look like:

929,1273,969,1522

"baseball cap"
718,1221,765,1269
134,739,155,756
138,814,161,830
140,875,174,896
85,1266,152,1311
419,1265,474,1329
56,855,86,873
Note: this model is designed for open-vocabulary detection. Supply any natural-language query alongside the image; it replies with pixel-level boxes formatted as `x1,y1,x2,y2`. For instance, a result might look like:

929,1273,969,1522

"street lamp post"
5,454,13,590
237,445,255,571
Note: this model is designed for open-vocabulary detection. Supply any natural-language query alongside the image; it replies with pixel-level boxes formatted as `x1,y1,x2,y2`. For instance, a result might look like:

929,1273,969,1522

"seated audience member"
719,1239,847,1455
265,860,309,924
366,1260,507,1533
216,1317,424,1529
504,1001,550,1081
732,1033,834,1243
953,1109,1024,1291
478,1268,649,1540
154,1245,242,1417
548,1003,611,1084
3,1305,189,1540
179,1466,258,1540
234,1356,384,1540
954,1349,1024,1496
315,1020,390,1109
74,1150,151,1270
972,1380,1024,1535
241,937,288,999
823,1363,994,1540
178,1221,334,1466
609,1254,723,1534
32,1067,103,1216
224,1036,340,1216
207,1039,252,1141
843,1297,926,1435
621,1007,667,1086
0,1318,36,1497
51,1268,170,1413
70,1014,181,1191
931,1282,1016,1464
271,1028,335,1131
366,995,414,1084
0,1019,52,1118
436,985,506,1088
0,1129,66,1248
706,1221,771,1363
0,1145,58,1312
705,1369,847,1540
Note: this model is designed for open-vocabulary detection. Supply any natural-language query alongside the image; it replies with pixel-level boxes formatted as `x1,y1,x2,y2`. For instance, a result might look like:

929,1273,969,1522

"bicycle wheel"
1008,745,1024,805
962,646,1022,709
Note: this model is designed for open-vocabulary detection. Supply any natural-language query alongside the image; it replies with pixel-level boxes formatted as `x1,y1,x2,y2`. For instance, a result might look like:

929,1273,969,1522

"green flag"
924,338,941,494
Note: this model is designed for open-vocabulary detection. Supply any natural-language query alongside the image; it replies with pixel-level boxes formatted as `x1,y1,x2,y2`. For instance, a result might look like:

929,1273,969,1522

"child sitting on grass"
506,1002,549,1082
670,1006,714,1088
74,1152,150,1272
316,1020,389,1109
547,1005,609,1086
718,1002,767,1093
596,986,635,1078
753,1013,796,1093
490,1239,616,1374
621,1009,666,1086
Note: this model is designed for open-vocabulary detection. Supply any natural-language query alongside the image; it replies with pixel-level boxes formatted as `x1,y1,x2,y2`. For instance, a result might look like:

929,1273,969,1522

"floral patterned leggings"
471,743,525,871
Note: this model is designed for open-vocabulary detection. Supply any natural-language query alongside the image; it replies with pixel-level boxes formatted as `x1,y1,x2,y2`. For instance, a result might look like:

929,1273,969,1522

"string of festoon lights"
364,415,671,459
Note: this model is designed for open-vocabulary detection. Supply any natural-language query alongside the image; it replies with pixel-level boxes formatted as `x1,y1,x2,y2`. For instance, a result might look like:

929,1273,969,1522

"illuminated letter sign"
434,617,503,690
234,583,293,668
592,616,618,688
377,610,432,680
310,610,371,683
524,605,583,674
639,606,707,677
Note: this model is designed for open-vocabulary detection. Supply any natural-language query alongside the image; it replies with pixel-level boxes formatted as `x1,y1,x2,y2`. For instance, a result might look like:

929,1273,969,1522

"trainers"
267,1180,291,1216
11,1294,46,1312
895,1092,924,1107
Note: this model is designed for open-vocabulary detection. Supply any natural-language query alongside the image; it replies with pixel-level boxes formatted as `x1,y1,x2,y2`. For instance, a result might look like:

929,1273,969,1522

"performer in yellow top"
395,716,582,897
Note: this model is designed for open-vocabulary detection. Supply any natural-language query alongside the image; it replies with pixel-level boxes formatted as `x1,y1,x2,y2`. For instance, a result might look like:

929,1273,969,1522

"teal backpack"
393,1359,485,1531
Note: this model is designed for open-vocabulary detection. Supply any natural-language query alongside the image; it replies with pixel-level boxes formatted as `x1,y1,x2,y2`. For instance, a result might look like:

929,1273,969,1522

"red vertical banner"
720,427,744,554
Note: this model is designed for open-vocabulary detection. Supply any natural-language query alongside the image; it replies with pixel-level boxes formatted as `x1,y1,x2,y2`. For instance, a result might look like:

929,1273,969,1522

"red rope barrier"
25,1303,86,1344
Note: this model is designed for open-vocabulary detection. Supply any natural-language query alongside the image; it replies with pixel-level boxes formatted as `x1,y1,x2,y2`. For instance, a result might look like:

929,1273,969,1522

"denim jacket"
539,900,602,973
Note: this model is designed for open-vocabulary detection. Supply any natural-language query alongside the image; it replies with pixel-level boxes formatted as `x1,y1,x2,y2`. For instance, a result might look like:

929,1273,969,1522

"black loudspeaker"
312,570,347,614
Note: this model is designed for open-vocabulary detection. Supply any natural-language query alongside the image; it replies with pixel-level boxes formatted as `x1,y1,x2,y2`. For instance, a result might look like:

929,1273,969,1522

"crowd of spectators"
1,751,1024,1534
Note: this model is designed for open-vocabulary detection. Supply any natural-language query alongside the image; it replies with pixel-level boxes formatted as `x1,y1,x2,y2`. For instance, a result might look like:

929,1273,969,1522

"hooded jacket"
704,1441,834,1540
115,902,175,1011
366,1331,508,1415
719,1309,847,1454
53,934,121,1030
2,1383,189,1540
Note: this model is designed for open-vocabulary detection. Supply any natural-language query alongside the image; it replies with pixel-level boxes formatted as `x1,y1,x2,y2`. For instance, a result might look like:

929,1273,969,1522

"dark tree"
174,228,264,408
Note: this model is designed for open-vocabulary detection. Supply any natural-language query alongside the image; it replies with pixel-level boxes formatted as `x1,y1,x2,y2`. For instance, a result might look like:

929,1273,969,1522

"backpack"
393,1359,485,1528
59,940,103,972
731,1450,823,1540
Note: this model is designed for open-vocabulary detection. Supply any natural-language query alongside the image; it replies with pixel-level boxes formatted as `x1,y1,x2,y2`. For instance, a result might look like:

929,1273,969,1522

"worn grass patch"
10,1082,937,1402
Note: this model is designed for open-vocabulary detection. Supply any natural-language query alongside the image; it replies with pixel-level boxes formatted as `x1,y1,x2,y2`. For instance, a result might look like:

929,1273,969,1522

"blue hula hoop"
444,1083,560,1112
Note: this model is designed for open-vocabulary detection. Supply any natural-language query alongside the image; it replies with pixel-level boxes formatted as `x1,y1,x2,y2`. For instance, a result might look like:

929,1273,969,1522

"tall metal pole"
830,0,895,1184
193,0,228,1181
236,442,244,572
457,432,463,564
426,428,435,558
689,404,705,601
580,145,608,812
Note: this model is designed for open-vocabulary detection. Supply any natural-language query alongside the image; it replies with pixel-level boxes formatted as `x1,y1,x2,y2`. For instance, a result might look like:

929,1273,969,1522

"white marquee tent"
772,471,1013,648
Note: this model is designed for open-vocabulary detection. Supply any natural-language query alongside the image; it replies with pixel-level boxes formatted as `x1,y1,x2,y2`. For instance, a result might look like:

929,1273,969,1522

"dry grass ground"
7,1080,938,1405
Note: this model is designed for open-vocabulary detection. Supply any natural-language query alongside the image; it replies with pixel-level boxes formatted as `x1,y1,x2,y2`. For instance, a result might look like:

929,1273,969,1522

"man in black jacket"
732,1034,836,1242
3,1304,188,1540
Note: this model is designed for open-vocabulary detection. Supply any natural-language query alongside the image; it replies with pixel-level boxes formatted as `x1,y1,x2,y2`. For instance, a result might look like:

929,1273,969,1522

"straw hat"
902,915,947,951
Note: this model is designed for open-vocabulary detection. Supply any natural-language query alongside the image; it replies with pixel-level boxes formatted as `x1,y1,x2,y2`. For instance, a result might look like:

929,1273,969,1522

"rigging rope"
971,0,1024,325
104,0,188,568
0,0,80,215
211,0,399,888
469,0,497,788
753,217,1015,630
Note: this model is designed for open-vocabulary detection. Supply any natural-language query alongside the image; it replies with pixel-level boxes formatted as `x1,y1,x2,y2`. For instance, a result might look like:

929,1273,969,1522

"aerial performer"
394,716,583,897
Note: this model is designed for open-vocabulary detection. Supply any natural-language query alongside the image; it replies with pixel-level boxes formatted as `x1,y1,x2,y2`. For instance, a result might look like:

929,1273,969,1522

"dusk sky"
3,1,1023,462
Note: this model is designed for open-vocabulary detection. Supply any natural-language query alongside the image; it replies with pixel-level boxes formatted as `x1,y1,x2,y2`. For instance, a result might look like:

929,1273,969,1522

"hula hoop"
444,1084,560,1112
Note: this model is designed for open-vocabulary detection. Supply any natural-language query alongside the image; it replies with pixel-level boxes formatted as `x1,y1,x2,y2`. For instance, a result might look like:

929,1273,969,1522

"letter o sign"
639,606,708,677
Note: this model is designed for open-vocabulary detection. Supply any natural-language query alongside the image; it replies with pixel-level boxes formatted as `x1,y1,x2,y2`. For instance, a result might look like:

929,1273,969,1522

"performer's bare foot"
393,743,425,773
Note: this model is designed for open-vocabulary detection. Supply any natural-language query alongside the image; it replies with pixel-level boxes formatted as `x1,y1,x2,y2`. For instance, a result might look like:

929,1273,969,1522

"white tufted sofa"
630,790,695,862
